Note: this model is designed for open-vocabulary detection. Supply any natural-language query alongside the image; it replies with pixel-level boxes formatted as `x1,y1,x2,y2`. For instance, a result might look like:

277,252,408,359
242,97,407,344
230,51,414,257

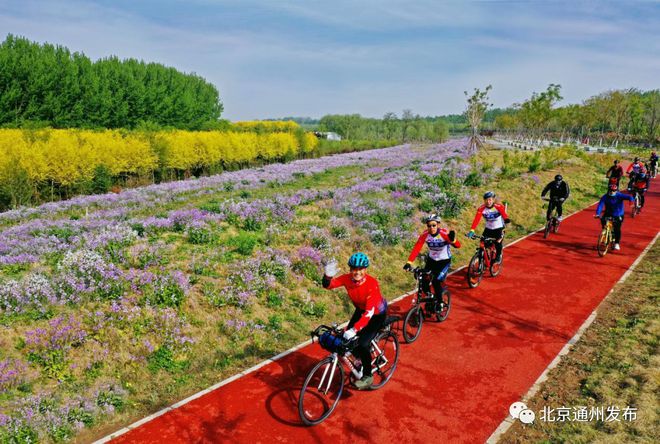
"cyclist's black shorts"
482,227,504,240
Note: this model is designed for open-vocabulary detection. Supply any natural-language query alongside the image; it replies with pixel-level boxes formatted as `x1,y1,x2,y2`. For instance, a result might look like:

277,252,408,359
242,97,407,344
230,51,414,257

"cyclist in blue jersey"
594,184,634,251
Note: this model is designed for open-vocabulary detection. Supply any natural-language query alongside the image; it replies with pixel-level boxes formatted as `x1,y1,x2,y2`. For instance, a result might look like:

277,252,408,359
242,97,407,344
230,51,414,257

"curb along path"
103,187,660,444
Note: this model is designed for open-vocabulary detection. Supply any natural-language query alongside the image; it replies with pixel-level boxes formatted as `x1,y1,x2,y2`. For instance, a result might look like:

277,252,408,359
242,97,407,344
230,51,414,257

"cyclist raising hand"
404,213,460,298
322,253,388,390
468,191,510,262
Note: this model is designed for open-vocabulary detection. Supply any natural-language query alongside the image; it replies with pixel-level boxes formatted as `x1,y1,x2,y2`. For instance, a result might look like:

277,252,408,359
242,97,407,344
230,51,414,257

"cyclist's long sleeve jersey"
323,274,387,332
626,162,646,175
596,193,634,217
470,203,509,230
541,181,570,199
607,165,624,178
407,229,461,262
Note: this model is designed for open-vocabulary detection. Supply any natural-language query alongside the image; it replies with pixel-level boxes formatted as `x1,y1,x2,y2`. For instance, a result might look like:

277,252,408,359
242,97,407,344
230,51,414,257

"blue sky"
1,0,659,120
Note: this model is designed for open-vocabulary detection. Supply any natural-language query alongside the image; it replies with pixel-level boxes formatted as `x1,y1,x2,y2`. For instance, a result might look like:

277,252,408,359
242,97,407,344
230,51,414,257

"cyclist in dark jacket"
606,160,624,186
594,184,634,251
541,174,570,221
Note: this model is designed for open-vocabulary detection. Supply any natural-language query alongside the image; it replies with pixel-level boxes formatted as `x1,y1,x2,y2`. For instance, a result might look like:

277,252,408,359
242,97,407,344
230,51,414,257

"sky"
1,0,659,120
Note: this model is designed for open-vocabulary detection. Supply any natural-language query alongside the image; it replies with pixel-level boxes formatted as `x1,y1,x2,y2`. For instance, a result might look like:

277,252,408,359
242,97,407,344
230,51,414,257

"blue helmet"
347,252,369,268
483,191,496,199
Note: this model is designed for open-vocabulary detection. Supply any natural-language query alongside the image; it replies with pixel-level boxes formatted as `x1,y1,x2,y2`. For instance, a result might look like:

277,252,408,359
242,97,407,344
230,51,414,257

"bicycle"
542,197,562,239
298,317,400,426
649,163,657,179
466,233,503,288
596,216,616,257
629,189,642,218
402,267,451,343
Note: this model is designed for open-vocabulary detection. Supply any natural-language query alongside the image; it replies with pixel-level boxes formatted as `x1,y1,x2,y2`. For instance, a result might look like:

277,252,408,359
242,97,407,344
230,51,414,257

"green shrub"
463,170,483,187
147,346,189,373
227,232,260,255
528,151,542,172
187,225,217,245
90,164,113,194
267,314,283,331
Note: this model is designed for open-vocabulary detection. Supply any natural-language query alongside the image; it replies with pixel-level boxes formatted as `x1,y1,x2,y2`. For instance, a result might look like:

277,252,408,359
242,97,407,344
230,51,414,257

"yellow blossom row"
0,128,318,186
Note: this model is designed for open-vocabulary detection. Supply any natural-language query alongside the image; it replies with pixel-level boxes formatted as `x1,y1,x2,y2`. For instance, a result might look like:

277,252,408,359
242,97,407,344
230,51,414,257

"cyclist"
403,213,461,299
606,160,624,187
322,252,388,390
626,157,647,189
468,191,510,262
649,151,658,178
628,171,650,211
594,184,634,251
541,174,570,221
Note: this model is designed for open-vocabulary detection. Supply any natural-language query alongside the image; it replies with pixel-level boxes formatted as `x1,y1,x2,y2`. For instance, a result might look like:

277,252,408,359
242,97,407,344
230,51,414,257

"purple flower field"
0,138,473,442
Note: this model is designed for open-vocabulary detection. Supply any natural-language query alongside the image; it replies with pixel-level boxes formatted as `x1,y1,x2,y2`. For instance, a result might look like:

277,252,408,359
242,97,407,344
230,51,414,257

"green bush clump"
227,232,260,256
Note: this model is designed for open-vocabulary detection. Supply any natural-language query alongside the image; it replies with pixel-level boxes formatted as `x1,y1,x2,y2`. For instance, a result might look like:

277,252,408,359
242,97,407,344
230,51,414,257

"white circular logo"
509,401,527,419
519,409,536,424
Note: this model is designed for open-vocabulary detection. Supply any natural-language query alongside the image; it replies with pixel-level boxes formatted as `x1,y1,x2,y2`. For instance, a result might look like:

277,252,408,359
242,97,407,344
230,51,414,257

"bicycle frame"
479,239,497,267
314,337,389,393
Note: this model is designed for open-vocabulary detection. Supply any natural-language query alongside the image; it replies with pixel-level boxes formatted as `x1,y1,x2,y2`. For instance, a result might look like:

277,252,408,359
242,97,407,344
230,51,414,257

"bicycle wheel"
435,289,451,322
298,356,345,426
489,246,502,277
402,304,423,343
543,220,551,239
467,253,483,288
370,331,399,390
597,230,610,257
552,218,560,234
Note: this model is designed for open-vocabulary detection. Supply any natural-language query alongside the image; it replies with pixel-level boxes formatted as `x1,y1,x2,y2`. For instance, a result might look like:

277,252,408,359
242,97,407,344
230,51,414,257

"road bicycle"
466,233,503,288
542,197,562,239
402,267,451,343
630,189,642,218
596,216,616,257
298,317,400,426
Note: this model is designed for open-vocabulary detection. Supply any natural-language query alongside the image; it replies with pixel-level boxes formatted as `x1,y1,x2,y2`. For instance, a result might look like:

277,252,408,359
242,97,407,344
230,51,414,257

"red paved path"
111,186,659,444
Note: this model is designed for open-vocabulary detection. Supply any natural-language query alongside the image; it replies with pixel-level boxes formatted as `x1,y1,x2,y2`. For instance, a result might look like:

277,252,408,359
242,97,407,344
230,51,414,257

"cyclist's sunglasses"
427,223,438,228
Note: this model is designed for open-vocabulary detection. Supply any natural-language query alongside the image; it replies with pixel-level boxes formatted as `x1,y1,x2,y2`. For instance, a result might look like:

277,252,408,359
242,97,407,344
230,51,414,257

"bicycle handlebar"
465,233,499,242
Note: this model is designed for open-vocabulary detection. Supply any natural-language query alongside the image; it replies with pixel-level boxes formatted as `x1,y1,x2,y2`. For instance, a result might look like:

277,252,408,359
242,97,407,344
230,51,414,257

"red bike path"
109,187,659,444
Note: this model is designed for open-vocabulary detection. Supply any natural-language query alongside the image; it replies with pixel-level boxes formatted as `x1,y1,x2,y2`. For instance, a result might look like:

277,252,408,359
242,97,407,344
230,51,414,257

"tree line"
0,34,223,130
318,111,449,143
490,86,659,146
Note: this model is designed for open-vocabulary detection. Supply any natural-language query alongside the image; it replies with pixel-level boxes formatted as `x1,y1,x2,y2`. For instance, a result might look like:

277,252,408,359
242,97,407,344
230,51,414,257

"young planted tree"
516,84,562,139
464,85,492,153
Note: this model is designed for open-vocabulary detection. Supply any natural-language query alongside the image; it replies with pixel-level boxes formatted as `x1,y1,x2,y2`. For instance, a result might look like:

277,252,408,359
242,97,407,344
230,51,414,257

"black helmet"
554,174,563,182
634,157,640,162
483,191,496,199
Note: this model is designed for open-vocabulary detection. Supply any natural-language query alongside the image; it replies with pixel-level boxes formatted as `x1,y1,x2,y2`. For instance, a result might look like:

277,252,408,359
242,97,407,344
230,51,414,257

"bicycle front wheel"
403,304,423,343
435,289,451,322
370,331,399,390
553,219,560,234
467,253,483,288
543,220,551,239
298,356,345,426
597,230,610,257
